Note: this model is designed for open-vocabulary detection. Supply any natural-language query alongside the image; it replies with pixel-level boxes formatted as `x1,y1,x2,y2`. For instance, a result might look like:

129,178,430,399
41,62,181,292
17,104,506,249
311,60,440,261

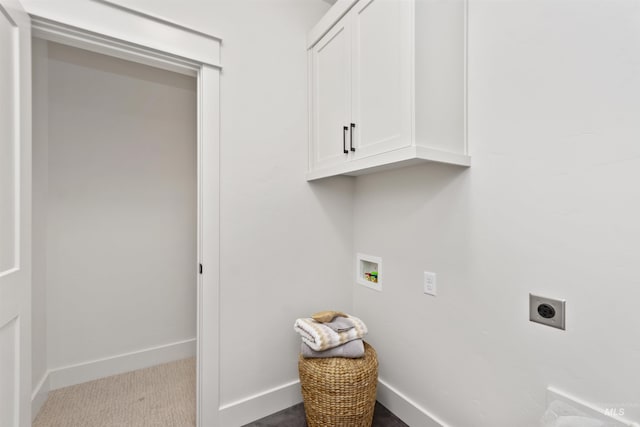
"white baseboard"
377,378,448,427
31,372,50,421
46,338,196,390
217,376,447,427
219,379,303,427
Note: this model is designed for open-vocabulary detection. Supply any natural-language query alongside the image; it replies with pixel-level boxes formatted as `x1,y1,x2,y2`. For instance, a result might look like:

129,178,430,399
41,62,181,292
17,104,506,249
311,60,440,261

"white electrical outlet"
424,271,437,296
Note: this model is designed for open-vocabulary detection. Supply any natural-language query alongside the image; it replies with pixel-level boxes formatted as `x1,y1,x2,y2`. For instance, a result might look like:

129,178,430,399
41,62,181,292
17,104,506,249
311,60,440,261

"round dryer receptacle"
537,303,556,319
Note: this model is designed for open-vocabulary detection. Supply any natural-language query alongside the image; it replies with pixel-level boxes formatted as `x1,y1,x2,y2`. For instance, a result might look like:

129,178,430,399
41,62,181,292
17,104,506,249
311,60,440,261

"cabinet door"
310,17,351,171
350,0,412,159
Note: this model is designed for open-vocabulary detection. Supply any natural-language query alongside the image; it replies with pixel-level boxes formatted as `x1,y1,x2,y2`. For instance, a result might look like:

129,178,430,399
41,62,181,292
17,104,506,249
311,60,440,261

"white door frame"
29,4,221,426
0,1,32,426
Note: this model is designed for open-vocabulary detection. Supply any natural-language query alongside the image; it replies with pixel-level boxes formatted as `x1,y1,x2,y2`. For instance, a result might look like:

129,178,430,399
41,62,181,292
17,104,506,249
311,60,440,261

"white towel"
294,315,367,352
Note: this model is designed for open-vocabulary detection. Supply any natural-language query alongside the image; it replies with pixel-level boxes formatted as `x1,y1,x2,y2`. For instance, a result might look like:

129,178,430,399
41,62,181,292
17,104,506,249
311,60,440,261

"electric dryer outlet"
529,294,566,330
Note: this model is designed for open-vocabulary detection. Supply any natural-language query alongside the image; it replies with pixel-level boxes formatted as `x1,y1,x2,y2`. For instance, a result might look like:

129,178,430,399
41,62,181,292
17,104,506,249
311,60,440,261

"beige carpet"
33,358,196,427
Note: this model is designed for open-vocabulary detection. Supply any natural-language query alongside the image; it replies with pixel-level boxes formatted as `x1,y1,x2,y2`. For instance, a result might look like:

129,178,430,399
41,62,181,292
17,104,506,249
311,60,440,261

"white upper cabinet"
310,17,351,170
307,0,470,181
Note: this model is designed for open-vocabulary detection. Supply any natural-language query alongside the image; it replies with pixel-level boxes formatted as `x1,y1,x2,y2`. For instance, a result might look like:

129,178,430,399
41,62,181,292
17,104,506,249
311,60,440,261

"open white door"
0,0,31,426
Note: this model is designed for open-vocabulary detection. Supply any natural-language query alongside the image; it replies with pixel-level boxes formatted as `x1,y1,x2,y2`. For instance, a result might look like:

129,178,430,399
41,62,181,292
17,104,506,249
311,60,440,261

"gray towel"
301,339,365,359
324,316,355,333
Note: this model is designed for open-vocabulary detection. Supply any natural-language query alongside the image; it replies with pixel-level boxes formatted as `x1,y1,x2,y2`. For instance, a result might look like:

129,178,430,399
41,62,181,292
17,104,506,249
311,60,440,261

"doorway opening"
31,40,198,425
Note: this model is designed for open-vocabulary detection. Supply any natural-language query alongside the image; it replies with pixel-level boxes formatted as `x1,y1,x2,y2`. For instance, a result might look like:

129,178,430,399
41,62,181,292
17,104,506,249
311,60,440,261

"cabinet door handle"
343,126,349,154
350,123,356,152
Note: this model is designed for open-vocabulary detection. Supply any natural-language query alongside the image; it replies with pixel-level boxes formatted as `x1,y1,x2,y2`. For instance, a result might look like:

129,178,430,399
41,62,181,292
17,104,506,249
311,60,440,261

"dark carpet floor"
243,402,408,427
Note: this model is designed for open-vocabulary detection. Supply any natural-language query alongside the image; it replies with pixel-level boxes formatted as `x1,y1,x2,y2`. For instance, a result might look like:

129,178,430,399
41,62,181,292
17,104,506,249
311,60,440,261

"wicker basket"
298,342,378,427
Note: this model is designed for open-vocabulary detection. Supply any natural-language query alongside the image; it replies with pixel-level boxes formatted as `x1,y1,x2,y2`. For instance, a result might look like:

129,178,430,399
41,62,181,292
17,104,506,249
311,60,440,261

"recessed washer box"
356,253,381,291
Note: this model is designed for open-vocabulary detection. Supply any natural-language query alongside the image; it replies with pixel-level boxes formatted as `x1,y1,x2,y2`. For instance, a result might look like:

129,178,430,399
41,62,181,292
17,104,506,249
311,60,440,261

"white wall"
34,41,198,371
354,0,640,426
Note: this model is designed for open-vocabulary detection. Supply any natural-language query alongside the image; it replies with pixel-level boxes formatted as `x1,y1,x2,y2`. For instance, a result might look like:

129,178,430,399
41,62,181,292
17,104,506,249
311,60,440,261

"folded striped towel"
294,315,367,352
